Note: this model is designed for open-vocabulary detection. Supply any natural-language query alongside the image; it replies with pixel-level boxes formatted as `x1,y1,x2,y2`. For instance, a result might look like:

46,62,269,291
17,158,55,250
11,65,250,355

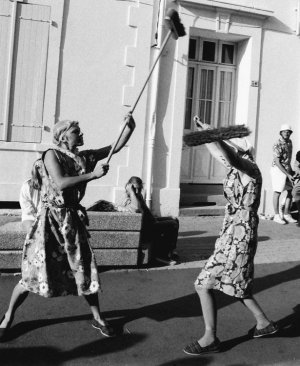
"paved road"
0,216,299,366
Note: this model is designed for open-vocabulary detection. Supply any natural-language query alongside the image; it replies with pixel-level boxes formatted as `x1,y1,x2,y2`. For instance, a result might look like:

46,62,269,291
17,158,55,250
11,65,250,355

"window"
184,38,236,130
202,41,216,62
0,0,63,144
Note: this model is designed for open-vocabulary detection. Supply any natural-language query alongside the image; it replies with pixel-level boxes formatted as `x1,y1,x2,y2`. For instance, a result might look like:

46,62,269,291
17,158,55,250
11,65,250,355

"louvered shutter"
0,0,51,142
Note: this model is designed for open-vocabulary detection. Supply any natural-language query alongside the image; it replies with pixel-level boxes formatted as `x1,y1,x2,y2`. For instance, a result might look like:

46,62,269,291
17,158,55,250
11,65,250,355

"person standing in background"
270,125,297,224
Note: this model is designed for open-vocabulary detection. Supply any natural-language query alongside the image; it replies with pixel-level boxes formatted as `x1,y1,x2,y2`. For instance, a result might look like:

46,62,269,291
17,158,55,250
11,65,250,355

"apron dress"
195,158,262,298
20,148,101,298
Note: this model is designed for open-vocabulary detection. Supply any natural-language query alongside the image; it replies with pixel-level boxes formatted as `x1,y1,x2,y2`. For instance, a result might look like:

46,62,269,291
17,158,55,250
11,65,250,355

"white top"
19,179,41,222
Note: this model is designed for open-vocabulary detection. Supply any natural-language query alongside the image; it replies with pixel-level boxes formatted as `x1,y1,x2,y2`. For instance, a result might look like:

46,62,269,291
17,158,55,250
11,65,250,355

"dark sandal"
252,321,279,338
183,338,221,355
92,319,116,337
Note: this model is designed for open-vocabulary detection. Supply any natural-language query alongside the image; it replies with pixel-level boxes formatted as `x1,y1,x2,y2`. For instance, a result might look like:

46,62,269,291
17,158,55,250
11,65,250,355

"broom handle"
106,119,129,164
130,29,172,114
106,29,173,164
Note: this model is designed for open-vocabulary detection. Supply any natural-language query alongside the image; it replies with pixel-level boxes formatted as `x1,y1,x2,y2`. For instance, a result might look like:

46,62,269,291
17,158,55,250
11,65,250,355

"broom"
106,9,186,164
183,116,251,147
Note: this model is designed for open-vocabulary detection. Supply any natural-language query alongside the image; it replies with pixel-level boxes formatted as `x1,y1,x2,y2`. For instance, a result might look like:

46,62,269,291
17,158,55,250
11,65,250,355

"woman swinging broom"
183,118,279,355
0,114,135,340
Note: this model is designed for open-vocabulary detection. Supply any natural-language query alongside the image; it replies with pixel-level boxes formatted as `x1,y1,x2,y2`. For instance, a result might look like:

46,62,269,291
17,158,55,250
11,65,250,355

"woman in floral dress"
0,115,135,340
184,119,278,356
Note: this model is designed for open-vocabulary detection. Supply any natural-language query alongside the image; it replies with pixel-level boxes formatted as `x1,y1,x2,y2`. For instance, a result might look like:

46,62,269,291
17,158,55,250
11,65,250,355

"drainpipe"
296,0,300,36
145,0,166,208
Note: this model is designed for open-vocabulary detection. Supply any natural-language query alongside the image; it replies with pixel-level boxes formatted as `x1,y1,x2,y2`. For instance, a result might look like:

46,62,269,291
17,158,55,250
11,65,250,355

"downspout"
145,0,166,208
296,0,300,36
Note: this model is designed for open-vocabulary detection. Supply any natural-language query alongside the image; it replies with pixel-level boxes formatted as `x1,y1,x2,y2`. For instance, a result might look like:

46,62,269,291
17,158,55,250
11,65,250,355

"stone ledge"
88,212,142,231
0,231,142,250
0,246,151,270
0,211,151,269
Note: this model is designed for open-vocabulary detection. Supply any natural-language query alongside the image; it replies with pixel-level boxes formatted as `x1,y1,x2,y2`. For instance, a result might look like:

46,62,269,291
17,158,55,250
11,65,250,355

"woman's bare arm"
110,114,136,154
194,117,257,178
217,140,258,178
44,150,109,190
88,115,135,164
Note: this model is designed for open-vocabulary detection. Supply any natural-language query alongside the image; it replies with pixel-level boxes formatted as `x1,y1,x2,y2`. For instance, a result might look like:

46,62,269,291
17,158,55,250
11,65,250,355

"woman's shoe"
183,338,221,355
92,319,116,337
0,313,13,341
251,321,279,338
155,256,177,266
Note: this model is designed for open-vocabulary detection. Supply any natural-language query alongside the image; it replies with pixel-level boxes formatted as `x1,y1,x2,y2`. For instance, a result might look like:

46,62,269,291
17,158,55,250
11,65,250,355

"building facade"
0,0,299,216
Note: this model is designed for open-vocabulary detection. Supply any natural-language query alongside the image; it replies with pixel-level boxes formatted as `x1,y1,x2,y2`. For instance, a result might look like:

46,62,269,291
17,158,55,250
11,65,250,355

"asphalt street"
0,216,299,366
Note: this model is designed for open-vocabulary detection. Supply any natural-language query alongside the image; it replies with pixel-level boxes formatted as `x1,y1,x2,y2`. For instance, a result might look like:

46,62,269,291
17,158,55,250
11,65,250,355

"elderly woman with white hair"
183,119,278,356
0,114,135,340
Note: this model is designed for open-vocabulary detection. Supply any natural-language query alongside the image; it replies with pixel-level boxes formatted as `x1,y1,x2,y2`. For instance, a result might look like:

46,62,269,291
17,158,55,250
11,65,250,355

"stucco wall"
57,0,154,207
0,0,155,208
155,0,300,216
256,0,300,214
1,0,300,218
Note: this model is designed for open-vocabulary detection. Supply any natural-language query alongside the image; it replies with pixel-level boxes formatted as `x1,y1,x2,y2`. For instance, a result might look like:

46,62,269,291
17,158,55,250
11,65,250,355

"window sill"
0,141,52,152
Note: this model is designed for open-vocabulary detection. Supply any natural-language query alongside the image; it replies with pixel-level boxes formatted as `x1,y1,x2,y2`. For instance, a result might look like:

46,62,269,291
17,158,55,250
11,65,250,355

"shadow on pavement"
276,304,300,337
1,333,146,365
102,263,300,350
5,314,91,341
2,265,299,359
157,355,211,365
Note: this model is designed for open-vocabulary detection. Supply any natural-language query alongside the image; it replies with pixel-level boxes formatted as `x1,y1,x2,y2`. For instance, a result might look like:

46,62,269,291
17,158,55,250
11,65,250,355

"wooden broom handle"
107,29,173,163
130,29,172,114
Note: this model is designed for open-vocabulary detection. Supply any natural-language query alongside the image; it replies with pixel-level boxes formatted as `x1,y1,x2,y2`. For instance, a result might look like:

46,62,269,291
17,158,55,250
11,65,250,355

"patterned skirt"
195,209,259,298
20,206,100,298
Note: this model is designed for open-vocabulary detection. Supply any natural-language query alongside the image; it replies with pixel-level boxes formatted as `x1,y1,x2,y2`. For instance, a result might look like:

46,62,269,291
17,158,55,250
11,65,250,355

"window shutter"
0,1,51,143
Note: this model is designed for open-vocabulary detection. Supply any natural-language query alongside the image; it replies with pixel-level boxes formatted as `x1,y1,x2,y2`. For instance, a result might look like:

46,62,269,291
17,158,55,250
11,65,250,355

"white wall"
155,0,300,216
0,0,155,207
57,0,154,207
1,0,300,218
256,1,300,214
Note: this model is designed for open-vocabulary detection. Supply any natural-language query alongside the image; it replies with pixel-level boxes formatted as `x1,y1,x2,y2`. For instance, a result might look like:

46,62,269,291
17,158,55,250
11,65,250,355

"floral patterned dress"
195,154,262,298
20,147,104,298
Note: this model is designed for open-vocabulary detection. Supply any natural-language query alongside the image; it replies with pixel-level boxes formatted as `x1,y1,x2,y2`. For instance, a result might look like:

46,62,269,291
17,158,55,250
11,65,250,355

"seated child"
19,159,42,232
116,176,179,265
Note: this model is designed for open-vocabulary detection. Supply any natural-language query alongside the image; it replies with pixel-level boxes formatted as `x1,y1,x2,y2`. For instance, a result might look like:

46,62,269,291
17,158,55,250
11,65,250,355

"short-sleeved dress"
195,154,262,298
20,147,104,298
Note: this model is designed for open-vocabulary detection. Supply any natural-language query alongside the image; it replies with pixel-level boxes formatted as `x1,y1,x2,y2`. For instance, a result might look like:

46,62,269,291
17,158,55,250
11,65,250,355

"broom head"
165,9,186,40
183,125,251,147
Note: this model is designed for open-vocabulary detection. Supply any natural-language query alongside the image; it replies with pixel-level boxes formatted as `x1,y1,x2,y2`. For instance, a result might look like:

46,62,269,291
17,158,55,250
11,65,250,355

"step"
179,205,225,216
180,183,223,195
180,193,226,206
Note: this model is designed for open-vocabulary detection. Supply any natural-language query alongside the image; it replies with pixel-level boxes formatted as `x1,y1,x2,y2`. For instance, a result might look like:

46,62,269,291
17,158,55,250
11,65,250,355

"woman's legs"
272,191,281,215
84,293,106,325
283,190,292,215
0,282,29,328
84,293,116,337
195,287,218,346
240,295,271,329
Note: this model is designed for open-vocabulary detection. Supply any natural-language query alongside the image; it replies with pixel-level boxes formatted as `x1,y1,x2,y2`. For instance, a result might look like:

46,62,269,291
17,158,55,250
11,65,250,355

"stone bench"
0,212,151,271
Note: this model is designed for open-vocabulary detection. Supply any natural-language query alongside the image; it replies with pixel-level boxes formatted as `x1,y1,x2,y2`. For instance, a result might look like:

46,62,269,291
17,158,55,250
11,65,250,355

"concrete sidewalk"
0,215,300,366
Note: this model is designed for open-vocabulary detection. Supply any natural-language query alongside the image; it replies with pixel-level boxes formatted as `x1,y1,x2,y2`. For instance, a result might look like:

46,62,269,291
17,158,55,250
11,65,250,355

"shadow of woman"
102,263,300,348
276,304,300,338
5,314,91,341
4,264,300,353
0,333,147,365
